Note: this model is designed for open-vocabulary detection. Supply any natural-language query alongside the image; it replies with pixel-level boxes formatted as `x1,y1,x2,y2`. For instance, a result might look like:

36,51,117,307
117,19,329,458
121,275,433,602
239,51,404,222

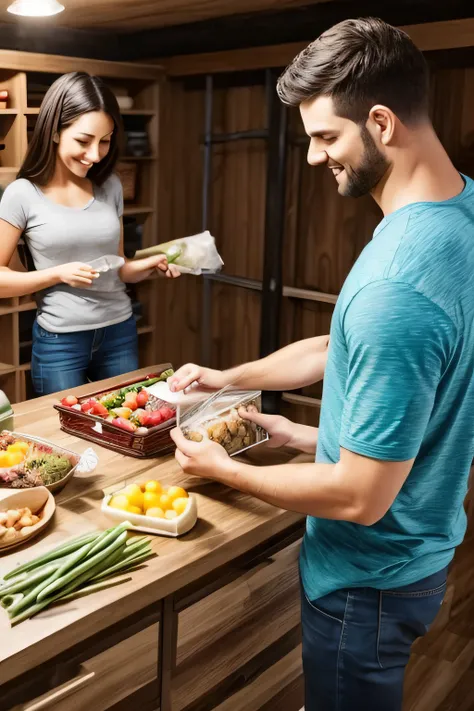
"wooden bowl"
0,487,55,552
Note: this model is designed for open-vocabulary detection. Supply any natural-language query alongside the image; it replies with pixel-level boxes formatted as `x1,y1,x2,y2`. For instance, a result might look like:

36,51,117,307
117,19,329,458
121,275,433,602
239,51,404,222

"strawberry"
146,410,163,428
159,407,175,422
91,402,109,418
61,395,78,407
111,417,137,433
81,398,97,413
136,391,148,408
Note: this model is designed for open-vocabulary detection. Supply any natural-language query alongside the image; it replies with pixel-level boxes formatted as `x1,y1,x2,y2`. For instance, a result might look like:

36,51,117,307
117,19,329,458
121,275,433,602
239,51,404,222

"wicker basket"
116,162,138,202
54,367,176,458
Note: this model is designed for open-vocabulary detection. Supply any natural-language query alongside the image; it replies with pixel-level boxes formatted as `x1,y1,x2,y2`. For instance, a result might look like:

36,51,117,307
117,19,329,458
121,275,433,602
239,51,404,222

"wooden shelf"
120,155,158,161
0,49,161,404
0,363,16,374
121,109,156,116
123,205,154,216
137,325,154,335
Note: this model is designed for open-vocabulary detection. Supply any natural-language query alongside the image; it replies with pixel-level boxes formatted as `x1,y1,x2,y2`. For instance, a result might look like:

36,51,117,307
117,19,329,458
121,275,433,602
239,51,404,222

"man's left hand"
170,427,235,482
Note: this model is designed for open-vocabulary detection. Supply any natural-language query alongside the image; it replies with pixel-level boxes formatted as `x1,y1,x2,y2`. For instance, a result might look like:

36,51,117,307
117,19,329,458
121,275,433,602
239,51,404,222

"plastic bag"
133,231,223,276
180,388,269,456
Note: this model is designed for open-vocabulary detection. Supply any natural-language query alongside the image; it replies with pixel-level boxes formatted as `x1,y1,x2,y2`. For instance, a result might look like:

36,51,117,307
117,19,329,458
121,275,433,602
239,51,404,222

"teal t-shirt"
300,176,474,601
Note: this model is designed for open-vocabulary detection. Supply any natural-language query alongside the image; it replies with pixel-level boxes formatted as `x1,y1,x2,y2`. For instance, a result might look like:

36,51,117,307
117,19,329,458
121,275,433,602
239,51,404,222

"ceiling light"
7,0,65,17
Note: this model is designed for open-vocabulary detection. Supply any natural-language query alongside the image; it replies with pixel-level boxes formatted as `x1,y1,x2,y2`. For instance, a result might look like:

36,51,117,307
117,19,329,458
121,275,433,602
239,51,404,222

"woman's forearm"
119,257,156,284
0,266,60,298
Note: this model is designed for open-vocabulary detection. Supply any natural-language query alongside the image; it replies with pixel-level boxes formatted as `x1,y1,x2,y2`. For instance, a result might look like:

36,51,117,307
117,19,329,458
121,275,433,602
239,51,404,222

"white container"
101,493,197,538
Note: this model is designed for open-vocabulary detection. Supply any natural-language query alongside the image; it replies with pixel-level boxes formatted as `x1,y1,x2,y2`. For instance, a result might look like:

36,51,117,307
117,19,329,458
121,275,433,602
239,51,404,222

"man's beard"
340,125,390,198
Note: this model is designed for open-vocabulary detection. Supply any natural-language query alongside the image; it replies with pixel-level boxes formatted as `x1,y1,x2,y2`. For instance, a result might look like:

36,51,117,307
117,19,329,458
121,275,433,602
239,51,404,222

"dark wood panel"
210,284,261,370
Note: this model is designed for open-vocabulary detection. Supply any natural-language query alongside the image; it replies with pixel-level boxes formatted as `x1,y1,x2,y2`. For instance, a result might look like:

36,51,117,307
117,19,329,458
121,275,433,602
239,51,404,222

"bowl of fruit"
54,366,177,458
101,479,197,537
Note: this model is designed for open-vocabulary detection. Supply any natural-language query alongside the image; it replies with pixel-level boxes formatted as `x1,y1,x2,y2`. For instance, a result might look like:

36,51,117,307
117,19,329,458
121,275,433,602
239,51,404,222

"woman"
0,72,179,395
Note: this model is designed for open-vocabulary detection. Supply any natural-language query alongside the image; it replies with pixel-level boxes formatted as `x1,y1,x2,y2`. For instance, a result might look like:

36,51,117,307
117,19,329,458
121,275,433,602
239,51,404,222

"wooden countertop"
1,368,303,684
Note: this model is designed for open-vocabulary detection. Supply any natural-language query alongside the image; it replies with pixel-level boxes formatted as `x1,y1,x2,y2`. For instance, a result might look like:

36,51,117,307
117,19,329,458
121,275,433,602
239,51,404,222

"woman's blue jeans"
31,315,139,395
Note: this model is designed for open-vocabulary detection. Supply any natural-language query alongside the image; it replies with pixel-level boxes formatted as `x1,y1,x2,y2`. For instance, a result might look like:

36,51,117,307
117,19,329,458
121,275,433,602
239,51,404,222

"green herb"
24,452,73,485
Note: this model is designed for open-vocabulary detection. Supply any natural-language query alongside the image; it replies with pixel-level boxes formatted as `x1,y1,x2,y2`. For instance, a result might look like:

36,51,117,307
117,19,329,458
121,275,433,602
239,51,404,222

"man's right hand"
53,262,99,288
168,363,229,393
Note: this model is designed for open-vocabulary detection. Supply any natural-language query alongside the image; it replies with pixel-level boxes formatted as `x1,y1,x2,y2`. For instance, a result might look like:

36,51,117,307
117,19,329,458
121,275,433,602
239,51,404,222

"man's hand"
170,427,235,481
239,409,294,449
168,364,228,393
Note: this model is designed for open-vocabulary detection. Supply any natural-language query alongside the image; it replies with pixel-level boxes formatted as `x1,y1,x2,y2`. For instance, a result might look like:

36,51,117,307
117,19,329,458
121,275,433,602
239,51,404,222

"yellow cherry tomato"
172,497,189,516
159,494,172,511
145,507,165,518
109,494,129,511
167,486,188,502
126,504,143,515
165,510,178,520
145,480,162,495
143,492,162,511
122,484,144,509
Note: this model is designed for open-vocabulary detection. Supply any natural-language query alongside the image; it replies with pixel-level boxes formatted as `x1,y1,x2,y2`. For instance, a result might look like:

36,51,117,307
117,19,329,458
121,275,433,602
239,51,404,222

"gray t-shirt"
0,174,132,332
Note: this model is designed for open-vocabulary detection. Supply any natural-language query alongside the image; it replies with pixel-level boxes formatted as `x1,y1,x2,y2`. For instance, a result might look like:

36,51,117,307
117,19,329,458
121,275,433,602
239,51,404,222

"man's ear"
368,105,396,146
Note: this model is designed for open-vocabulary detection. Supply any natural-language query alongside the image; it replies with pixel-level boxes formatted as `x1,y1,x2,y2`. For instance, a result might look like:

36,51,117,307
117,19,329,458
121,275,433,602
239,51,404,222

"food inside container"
180,389,269,456
0,431,80,491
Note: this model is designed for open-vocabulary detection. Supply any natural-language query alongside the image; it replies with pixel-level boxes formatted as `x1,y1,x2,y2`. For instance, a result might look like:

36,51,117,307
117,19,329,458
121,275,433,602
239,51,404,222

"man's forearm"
287,422,319,455
222,335,329,391
224,459,363,522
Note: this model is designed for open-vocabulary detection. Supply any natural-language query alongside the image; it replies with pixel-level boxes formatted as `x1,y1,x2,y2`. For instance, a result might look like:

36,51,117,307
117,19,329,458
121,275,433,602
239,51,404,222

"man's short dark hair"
277,17,429,125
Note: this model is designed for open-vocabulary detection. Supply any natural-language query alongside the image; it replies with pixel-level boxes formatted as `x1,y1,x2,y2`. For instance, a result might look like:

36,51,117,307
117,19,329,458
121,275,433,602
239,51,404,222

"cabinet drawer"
172,540,301,711
13,623,159,711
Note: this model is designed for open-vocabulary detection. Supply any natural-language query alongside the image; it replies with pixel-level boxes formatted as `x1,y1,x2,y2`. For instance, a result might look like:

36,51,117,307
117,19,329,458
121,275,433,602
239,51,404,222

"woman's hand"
52,262,99,288
151,254,181,279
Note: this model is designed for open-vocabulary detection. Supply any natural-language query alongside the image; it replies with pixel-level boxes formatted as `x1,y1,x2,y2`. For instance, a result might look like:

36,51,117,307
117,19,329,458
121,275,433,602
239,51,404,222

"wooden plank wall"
157,64,474,426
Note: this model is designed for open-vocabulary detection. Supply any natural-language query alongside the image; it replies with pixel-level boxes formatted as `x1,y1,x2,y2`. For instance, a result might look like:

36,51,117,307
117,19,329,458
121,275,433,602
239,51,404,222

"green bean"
0,564,61,597
37,532,128,602
58,577,132,603
87,521,130,558
92,550,154,582
2,593,24,610
10,545,130,625
9,536,99,617
2,531,100,580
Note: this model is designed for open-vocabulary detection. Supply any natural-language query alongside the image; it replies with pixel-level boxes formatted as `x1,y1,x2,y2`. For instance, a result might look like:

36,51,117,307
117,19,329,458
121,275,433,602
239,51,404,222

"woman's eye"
76,139,88,146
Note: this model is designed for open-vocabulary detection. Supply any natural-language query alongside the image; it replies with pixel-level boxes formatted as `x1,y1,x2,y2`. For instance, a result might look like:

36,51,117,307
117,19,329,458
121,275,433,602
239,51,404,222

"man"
170,17,474,711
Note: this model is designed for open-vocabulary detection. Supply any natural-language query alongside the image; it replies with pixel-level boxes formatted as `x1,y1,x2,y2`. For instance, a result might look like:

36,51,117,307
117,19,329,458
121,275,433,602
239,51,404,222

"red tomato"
92,402,109,418
136,391,148,408
112,417,137,433
61,395,78,407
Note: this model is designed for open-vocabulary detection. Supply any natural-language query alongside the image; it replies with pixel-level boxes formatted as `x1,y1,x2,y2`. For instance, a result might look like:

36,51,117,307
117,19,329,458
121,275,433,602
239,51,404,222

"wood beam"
158,18,474,77
0,49,163,81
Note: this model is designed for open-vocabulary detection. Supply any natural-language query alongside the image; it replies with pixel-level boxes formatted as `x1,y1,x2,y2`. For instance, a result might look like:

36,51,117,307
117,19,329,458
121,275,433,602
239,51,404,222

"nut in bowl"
101,479,197,537
0,487,55,551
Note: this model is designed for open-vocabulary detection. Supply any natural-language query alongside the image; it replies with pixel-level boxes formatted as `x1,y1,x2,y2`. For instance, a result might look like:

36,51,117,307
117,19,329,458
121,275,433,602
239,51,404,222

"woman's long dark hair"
18,72,123,186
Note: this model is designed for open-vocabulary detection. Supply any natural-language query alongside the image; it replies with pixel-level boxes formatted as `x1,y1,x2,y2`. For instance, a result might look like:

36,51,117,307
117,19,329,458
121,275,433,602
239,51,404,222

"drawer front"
172,539,302,711
13,623,159,711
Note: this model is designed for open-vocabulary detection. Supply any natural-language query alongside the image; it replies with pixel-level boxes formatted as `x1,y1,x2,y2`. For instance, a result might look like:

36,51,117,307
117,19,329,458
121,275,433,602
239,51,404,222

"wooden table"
0,369,305,711
2,369,474,711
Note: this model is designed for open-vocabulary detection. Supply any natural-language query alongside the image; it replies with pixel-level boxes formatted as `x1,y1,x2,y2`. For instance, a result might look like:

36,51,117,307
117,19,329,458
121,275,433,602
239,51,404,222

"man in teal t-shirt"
170,17,474,711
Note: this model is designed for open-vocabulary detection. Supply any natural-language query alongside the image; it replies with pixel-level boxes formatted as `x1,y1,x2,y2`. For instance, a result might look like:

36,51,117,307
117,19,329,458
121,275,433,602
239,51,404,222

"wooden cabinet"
9,623,159,711
169,538,303,711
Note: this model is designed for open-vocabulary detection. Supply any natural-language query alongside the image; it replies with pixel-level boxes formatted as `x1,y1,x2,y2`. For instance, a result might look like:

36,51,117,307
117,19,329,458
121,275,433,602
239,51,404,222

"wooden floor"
404,472,474,711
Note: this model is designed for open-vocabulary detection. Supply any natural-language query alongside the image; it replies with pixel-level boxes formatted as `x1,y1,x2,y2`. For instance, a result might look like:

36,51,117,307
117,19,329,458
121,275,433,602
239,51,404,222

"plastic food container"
101,493,197,537
180,388,269,456
0,431,82,494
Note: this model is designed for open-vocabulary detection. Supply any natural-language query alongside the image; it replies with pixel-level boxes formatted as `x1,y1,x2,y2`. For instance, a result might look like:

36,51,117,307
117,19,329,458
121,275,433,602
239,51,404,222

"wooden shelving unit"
0,52,163,404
